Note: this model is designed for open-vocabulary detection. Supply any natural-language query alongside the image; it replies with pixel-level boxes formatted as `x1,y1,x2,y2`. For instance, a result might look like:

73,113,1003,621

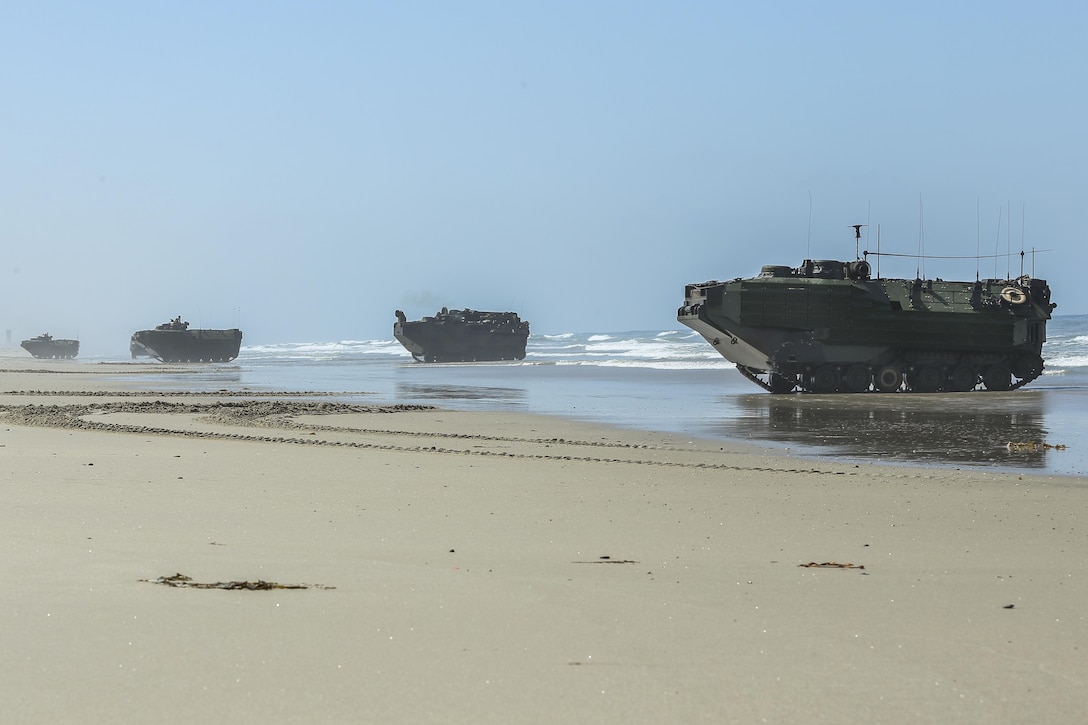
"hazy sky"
3,1,1085,353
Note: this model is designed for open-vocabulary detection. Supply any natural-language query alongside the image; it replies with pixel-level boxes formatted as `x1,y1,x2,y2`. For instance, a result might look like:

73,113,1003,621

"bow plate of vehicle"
130,316,243,363
678,234,1056,393
394,307,529,362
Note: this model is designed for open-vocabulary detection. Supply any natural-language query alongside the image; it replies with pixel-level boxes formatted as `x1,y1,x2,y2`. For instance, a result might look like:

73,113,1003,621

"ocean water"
105,315,1088,478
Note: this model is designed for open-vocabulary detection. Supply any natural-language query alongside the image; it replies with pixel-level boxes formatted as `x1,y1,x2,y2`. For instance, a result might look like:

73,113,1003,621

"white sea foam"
584,338,643,353
243,339,411,361
1044,356,1088,369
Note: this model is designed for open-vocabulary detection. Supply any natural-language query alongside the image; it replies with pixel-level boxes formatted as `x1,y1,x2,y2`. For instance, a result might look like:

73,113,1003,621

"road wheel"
874,365,903,393
908,365,943,393
842,365,871,393
948,364,977,392
983,365,1012,391
810,365,840,393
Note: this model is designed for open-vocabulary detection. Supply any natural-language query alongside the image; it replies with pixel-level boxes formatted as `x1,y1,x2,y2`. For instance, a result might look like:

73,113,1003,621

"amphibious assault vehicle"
394,308,529,362
678,233,1056,393
130,316,243,363
20,333,79,359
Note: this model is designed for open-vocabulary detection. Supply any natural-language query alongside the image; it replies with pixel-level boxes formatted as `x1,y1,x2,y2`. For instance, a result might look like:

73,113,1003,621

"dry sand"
1,358,1085,723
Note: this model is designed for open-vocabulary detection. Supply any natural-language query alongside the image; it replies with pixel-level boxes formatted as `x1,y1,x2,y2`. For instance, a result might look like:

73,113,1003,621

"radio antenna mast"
1020,204,1026,278
975,197,981,281
806,191,812,259
850,223,866,259
917,195,925,279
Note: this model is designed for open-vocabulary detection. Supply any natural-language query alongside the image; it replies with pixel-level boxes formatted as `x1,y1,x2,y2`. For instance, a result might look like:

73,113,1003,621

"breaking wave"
242,329,731,370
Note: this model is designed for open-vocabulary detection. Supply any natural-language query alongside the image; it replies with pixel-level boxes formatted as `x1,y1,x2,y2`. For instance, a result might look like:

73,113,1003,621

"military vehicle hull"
679,258,1055,393
130,321,242,363
394,308,529,362
21,336,79,359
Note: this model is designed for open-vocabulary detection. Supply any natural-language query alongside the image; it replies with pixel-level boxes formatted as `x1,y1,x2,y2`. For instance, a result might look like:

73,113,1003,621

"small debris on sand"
142,572,334,590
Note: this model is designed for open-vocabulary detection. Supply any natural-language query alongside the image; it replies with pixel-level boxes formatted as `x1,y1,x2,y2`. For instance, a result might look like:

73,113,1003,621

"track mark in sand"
0,400,860,476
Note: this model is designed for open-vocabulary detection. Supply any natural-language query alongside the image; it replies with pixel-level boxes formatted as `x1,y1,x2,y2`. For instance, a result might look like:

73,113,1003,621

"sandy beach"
2,358,1085,724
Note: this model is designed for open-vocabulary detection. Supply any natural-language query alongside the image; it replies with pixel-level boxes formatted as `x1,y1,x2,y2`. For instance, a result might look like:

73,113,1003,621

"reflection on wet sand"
395,382,527,408
709,390,1057,469
134,369,244,391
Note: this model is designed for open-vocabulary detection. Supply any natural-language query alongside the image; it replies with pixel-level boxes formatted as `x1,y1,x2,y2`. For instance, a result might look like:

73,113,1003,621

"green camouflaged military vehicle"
678,235,1056,393
21,333,80,359
130,316,242,363
394,308,529,362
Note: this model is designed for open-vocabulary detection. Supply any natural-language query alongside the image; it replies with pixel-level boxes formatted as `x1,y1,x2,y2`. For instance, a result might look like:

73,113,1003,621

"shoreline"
2,362,1087,722
1,353,1083,479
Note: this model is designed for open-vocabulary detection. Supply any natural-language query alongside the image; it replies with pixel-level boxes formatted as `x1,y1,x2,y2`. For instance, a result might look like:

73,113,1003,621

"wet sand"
2,357,1086,723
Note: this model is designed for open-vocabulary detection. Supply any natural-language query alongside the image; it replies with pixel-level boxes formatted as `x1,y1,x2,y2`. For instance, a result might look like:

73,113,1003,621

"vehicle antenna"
1020,204,1026,279
807,191,812,259
975,197,981,282
917,195,925,280
1006,202,1011,280
865,200,871,258
877,224,881,278
850,223,866,260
